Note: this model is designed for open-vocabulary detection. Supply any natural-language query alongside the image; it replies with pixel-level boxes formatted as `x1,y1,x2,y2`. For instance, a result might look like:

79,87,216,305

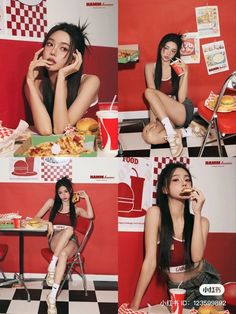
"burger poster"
118,158,153,232
10,157,41,181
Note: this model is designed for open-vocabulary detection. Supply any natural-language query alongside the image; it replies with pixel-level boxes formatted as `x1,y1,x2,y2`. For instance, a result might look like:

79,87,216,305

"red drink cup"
169,288,186,314
13,216,22,228
170,60,184,77
96,110,118,151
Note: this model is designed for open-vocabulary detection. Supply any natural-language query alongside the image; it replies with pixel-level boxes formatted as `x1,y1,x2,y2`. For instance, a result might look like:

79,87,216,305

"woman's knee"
58,249,69,261
63,226,74,238
144,88,161,102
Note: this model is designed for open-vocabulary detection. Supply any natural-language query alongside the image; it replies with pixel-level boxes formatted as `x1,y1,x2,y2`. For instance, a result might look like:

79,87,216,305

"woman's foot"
165,132,183,157
46,294,57,314
189,120,207,137
46,271,55,287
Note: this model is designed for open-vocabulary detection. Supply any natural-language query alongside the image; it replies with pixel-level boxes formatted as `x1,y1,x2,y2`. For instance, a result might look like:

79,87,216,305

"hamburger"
76,117,98,135
26,218,42,228
180,188,193,196
220,95,235,106
198,305,220,314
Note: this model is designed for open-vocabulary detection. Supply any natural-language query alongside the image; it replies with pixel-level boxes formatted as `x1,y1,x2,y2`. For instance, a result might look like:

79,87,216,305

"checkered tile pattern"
152,157,190,204
0,279,118,314
41,158,72,182
118,116,236,158
5,0,47,40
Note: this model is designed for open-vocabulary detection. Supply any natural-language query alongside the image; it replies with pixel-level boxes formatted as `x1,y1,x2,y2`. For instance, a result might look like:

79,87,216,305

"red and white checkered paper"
118,303,146,314
152,157,190,205
0,123,14,140
5,0,47,40
41,158,72,182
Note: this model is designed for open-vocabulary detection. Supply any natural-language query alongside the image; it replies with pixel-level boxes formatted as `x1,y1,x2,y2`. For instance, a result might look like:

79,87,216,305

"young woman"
142,33,206,157
35,177,94,314
128,162,223,311
25,22,100,135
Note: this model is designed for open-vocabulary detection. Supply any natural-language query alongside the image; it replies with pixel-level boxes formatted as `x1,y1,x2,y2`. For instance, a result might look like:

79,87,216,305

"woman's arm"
190,188,209,262
24,48,53,135
130,206,160,310
145,63,156,89
177,59,188,103
75,191,94,219
34,198,54,239
145,63,157,122
34,198,54,219
53,50,100,134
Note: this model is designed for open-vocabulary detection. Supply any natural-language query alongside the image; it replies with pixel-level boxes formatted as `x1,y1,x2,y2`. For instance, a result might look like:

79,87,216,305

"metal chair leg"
1,271,7,280
78,256,87,296
214,118,223,156
198,120,214,157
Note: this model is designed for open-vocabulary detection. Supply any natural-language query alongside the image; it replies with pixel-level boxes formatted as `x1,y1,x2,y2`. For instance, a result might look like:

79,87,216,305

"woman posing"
142,33,205,157
25,22,100,135
35,177,94,314
128,163,223,311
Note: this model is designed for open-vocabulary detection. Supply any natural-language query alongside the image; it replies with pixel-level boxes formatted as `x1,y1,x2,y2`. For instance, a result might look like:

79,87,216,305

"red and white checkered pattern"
41,158,72,182
0,124,14,140
118,303,146,314
5,0,47,40
152,157,190,205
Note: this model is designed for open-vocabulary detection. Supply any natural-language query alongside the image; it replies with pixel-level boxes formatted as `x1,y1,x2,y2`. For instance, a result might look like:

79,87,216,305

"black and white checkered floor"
119,118,236,157
0,279,118,314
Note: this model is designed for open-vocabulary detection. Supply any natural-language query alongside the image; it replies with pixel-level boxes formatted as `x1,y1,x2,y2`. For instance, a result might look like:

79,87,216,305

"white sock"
181,127,192,138
49,282,60,300
48,255,58,272
161,117,176,137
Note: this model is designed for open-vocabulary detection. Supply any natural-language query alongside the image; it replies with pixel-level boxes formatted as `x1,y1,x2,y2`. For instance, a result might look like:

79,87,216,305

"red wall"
119,232,236,307
118,0,236,112
0,183,118,275
0,40,117,128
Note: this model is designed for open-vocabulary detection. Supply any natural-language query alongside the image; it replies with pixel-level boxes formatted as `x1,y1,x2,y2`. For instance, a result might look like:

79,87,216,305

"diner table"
0,223,47,301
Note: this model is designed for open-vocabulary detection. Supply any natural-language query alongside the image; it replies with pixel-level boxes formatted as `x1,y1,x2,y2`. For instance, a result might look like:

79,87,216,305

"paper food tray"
14,134,97,157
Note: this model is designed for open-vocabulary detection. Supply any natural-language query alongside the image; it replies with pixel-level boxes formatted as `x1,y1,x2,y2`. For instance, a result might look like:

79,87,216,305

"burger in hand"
76,117,98,135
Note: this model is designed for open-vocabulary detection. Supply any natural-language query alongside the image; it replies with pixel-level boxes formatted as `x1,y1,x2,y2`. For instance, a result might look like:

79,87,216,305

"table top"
0,225,47,233
141,304,191,314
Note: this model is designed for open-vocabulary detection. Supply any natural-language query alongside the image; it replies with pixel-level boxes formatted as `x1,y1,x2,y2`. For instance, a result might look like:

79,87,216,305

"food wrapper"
204,91,236,112
0,120,29,154
190,309,230,314
118,303,146,314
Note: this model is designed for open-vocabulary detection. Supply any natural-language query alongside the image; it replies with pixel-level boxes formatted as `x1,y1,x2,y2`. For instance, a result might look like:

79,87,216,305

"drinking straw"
109,94,117,111
177,281,183,289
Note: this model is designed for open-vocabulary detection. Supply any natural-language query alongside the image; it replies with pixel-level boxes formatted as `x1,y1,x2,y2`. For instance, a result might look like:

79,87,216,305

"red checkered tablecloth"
0,126,14,139
5,0,47,40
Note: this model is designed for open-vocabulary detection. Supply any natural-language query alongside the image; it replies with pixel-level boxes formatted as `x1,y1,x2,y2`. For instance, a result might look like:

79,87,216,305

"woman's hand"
58,49,83,79
78,190,89,200
176,58,188,75
190,188,205,215
26,48,53,82
47,221,54,240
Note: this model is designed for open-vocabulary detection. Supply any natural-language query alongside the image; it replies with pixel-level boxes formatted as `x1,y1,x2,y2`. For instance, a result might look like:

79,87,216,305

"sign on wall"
0,0,47,41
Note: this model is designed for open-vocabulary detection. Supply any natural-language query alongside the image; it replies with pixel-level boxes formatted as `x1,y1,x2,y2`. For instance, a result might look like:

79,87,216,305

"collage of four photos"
0,1,236,314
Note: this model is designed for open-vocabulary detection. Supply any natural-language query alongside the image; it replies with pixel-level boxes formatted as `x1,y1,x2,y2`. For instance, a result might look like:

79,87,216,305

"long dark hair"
156,162,194,271
154,33,182,100
41,22,89,123
49,177,77,228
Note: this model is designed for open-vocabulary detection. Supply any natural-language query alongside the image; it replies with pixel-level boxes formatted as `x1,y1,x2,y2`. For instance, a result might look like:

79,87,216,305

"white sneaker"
46,294,57,314
165,133,183,157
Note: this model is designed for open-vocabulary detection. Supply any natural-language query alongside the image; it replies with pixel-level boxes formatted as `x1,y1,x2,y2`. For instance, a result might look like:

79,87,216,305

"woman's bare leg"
50,227,74,257
54,240,77,285
144,88,186,126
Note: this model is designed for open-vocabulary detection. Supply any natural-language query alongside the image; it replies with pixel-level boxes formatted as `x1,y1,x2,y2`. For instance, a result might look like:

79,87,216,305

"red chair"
197,71,236,156
0,244,8,284
224,282,236,306
41,217,93,296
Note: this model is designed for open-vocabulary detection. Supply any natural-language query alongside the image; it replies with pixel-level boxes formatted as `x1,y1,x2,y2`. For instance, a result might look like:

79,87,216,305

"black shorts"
182,98,194,128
